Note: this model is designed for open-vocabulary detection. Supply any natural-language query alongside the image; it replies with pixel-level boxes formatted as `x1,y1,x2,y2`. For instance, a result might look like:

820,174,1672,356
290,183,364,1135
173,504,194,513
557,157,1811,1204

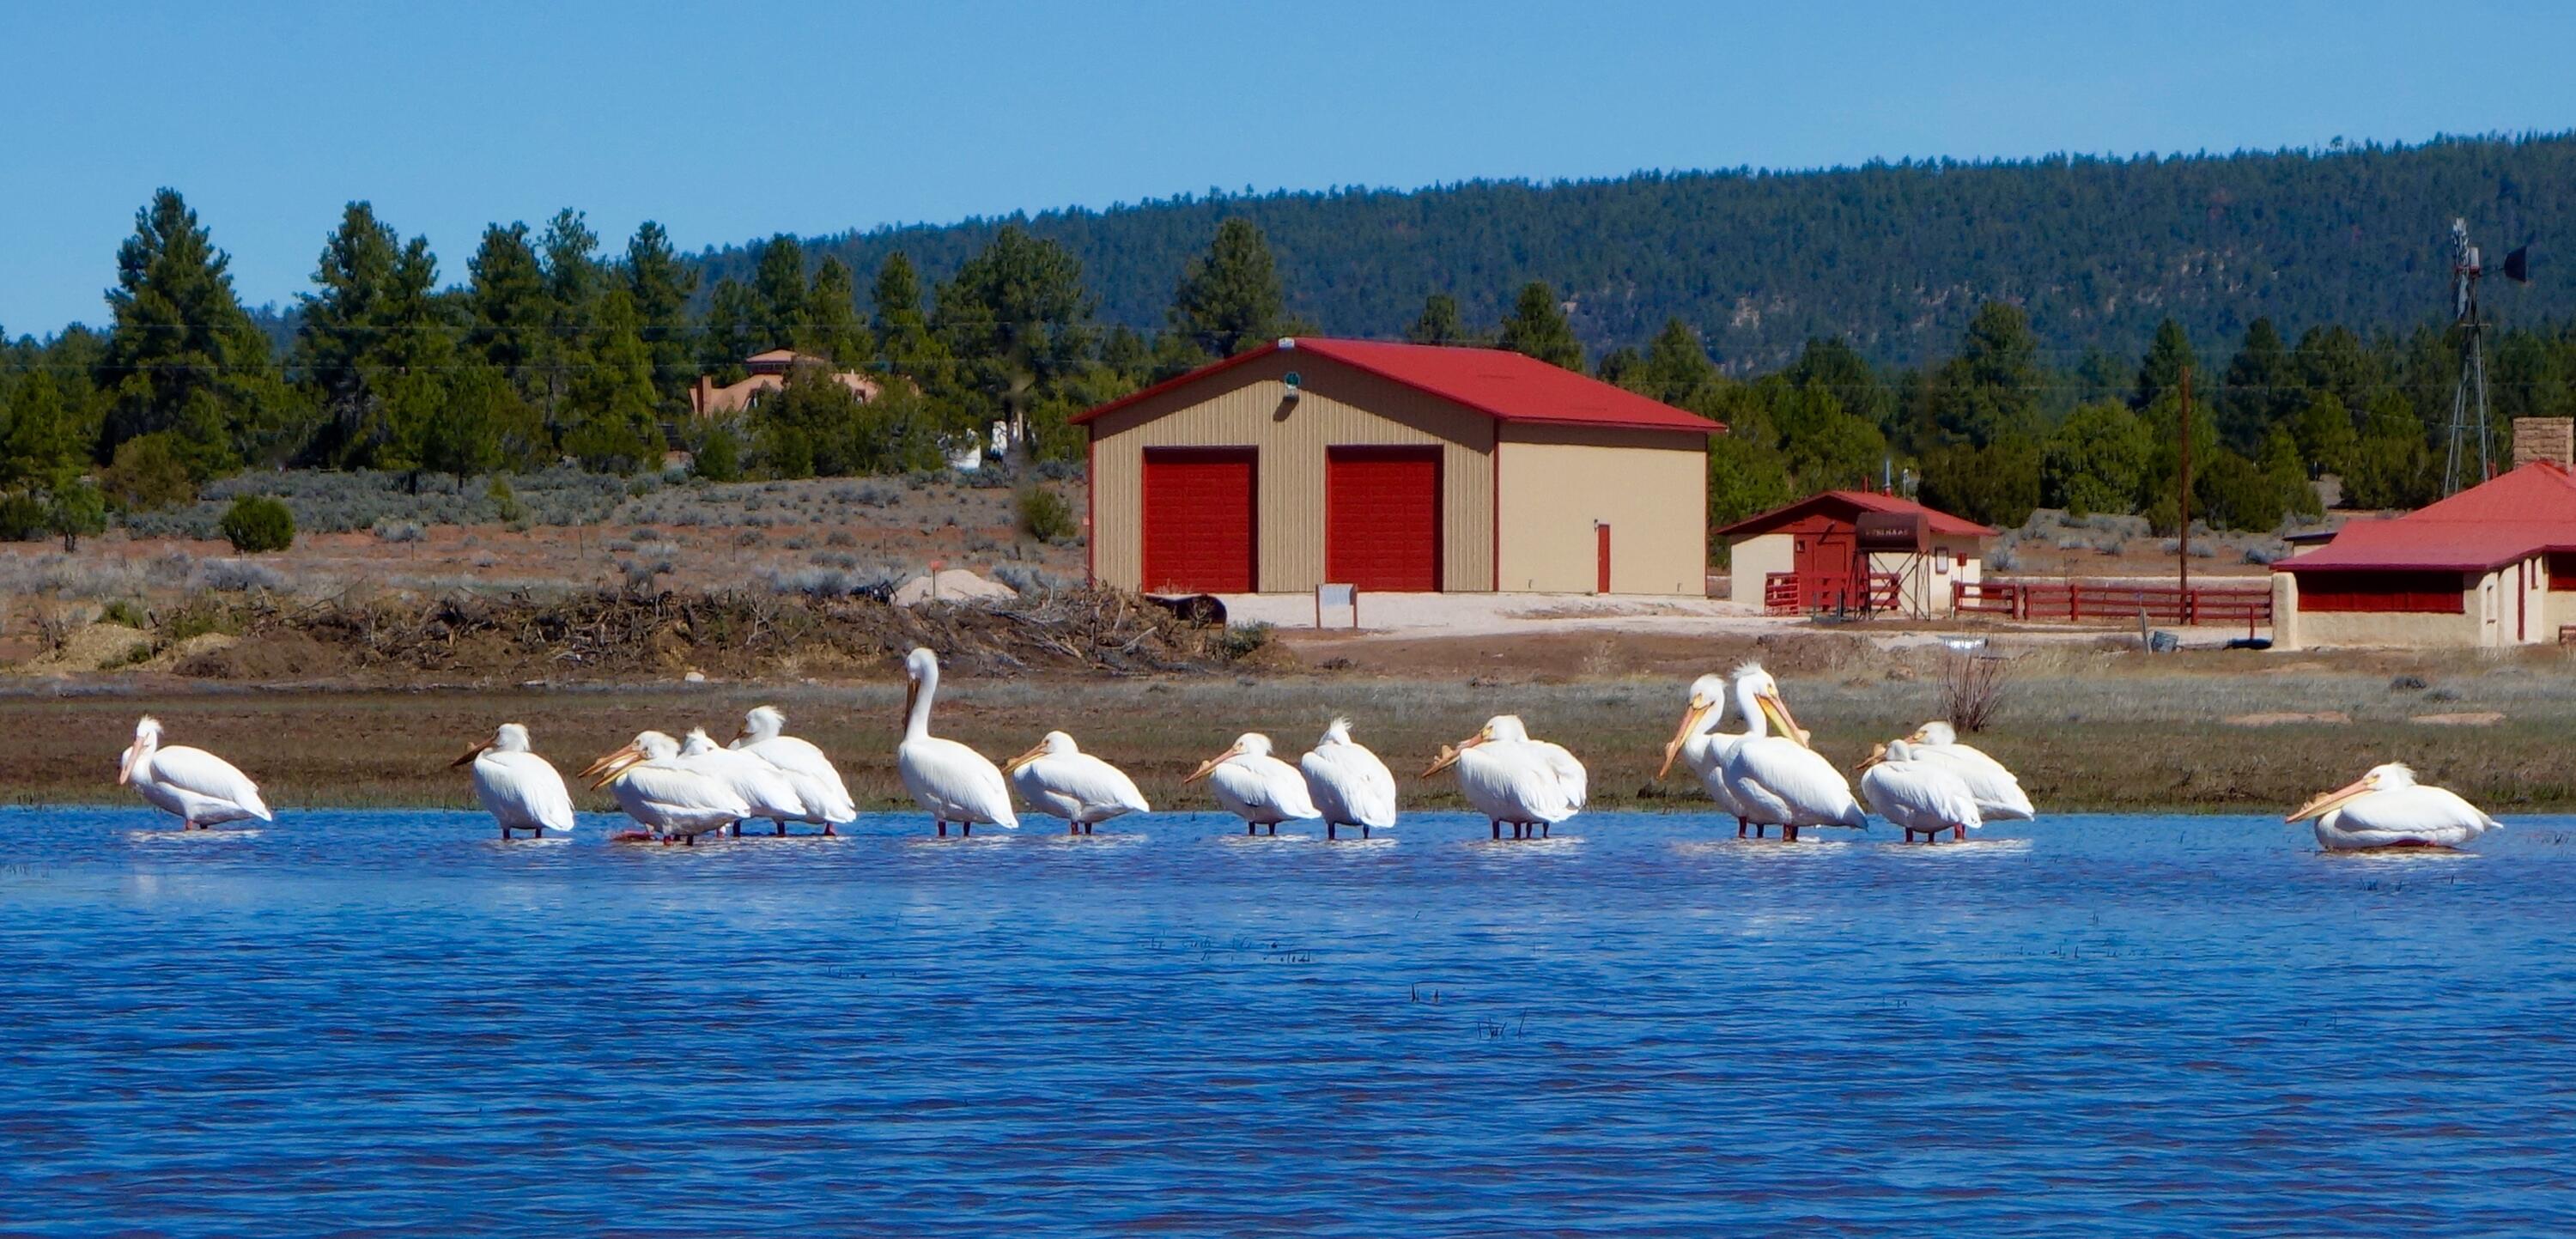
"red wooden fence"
1952,578,2272,629
1765,572,1902,615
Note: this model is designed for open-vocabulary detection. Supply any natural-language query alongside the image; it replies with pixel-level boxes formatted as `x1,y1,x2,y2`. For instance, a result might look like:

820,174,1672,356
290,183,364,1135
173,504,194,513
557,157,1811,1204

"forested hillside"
701,133,2573,369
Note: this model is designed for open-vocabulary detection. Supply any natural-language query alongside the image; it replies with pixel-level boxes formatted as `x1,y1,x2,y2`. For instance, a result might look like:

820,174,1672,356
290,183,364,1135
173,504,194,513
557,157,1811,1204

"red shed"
1717,491,1995,616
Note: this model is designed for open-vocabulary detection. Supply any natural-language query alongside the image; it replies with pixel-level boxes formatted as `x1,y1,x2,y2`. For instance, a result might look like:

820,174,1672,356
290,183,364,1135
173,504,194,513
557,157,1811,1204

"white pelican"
1903,720,2037,821
2289,763,2501,852
1301,717,1398,841
677,728,812,836
1856,740,1983,843
1658,673,1751,835
450,722,575,839
1000,731,1150,835
729,706,857,829
896,647,1018,837
1721,665,1867,841
1186,732,1317,835
1423,714,1585,840
580,731,750,845
117,715,270,830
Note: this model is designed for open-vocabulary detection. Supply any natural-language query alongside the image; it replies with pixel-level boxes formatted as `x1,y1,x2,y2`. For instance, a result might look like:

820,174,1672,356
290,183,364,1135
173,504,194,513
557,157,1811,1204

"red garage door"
1142,447,1256,592
1327,446,1441,592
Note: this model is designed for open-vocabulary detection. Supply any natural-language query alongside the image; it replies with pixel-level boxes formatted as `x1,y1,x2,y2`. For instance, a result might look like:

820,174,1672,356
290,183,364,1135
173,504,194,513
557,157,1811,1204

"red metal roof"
1071,337,1724,434
1715,489,1996,540
2279,461,2576,573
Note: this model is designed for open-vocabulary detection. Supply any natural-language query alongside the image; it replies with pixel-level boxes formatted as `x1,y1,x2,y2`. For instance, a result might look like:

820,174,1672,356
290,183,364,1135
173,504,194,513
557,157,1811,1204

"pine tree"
1928,301,2044,447
2135,318,2199,411
799,258,873,365
1495,282,1583,371
1406,294,1471,345
562,289,661,472
698,278,763,383
1635,319,1717,404
751,235,807,351
2218,318,2299,452
536,209,604,428
466,223,548,394
936,226,1097,460
1169,218,1285,358
296,203,452,469
98,188,295,477
625,221,700,404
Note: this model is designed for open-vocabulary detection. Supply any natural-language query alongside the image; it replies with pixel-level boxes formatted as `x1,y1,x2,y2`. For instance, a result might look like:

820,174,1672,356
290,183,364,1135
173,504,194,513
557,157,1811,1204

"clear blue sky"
3,0,2570,333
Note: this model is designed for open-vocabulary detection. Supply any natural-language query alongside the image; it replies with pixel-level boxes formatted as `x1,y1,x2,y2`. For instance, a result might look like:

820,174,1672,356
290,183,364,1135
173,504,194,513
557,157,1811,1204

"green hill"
696,133,2572,369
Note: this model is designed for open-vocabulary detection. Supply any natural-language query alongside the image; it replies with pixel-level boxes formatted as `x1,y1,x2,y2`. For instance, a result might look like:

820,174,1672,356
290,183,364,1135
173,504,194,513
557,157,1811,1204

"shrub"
696,427,744,483
100,599,149,628
195,558,283,592
102,434,197,513
218,495,295,554
1018,485,1077,542
0,491,46,542
1219,623,1274,660
487,477,528,524
372,519,426,543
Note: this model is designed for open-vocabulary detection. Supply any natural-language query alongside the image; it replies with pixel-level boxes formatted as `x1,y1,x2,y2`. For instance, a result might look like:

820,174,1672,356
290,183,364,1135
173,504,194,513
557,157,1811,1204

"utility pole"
2178,364,2192,621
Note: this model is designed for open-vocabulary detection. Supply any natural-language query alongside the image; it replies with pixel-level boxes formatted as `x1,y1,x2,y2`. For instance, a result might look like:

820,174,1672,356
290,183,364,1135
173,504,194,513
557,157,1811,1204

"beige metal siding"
1728,532,1794,604
1089,351,1497,592
1493,427,1709,595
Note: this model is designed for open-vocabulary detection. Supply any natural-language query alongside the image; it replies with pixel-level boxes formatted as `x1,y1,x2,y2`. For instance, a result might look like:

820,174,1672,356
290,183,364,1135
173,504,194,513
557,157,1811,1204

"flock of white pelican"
112,652,2502,853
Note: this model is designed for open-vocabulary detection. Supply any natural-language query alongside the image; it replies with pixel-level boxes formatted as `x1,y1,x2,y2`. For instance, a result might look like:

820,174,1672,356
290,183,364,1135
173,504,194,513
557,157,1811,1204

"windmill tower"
2442,220,2534,494
2442,218,2493,495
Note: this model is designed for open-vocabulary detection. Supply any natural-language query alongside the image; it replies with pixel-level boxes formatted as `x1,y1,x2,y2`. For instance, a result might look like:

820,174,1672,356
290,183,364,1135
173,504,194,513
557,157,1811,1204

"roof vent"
1278,337,1297,350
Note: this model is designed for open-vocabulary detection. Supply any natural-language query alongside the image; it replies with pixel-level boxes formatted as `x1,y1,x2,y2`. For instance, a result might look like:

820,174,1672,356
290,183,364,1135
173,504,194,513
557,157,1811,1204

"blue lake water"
3,806,2574,1236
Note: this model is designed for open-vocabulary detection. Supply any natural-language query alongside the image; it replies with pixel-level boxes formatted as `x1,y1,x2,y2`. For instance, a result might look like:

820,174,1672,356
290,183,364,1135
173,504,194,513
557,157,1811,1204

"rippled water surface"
4,807,2576,1236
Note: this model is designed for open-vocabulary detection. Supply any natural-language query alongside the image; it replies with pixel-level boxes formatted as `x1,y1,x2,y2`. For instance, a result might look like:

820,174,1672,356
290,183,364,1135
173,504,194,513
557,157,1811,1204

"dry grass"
15,647,2576,815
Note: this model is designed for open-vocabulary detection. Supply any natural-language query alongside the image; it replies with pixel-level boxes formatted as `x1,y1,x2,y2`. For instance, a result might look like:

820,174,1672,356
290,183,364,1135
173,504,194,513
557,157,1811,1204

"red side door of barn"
1141,447,1256,592
1326,446,1442,592
1790,518,1858,610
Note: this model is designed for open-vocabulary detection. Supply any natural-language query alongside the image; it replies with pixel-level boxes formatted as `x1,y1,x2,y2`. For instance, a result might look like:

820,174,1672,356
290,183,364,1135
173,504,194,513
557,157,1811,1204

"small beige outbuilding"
1073,337,1722,597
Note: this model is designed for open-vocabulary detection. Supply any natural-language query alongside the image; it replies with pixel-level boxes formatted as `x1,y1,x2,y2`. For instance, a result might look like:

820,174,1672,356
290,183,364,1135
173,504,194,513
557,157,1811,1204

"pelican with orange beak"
579,731,748,844
2288,763,2499,852
1719,664,1865,842
1002,731,1150,835
895,647,1018,837
1185,732,1316,835
118,715,270,830
1423,714,1585,840
450,722,575,839
1658,673,1750,835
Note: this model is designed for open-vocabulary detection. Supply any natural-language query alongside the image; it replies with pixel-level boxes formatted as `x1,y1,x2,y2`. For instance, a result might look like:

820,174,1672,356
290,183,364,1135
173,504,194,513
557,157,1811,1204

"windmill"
2442,218,2534,494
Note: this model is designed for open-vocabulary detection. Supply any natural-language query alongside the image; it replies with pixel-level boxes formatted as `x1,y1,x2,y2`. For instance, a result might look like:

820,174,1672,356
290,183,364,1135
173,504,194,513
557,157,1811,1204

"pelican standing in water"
451,723,575,839
729,706,857,831
581,731,750,845
118,715,271,830
2289,763,2501,852
1658,673,1751,835
1301,718,1398,841
1903,720,2037,821
1424,714,1586,840
677,728,813,836
1001,731,1150,835
896,647,1018,837
1721,665,1867,842
1856,740,1983,843
1186,733,1318,835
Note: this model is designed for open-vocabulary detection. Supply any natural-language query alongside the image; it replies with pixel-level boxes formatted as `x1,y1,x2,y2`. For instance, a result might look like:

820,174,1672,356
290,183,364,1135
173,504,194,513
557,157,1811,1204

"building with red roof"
1075,337,1722,596
2274,459,2576,647
1716,490,1997,616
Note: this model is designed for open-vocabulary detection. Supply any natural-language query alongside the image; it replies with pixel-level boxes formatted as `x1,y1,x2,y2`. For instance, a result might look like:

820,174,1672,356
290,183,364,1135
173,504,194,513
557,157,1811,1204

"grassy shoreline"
15,651,2576,816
